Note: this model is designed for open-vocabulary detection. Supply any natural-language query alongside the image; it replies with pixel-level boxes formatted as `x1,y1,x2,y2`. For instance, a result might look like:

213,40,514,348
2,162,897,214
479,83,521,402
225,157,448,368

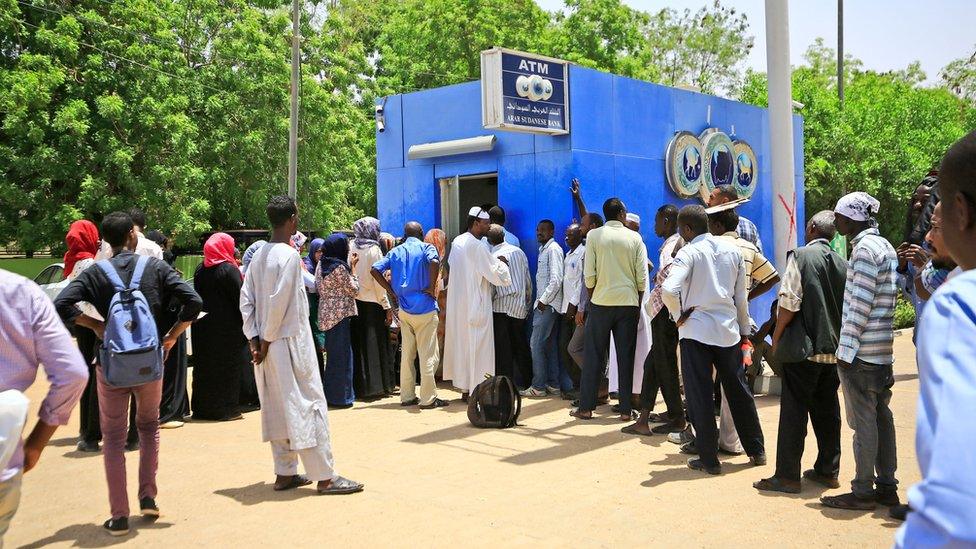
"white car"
33,263,68,301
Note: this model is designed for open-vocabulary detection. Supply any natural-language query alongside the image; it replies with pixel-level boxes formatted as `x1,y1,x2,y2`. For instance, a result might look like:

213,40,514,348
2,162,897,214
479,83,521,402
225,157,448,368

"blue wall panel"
400,82,534,167
568,67,614,154
376,168,404,231
376,95,404,170
672,90,728,137
571,150,616,214
612,77,674,160
402,165,436,232
497,153,537,248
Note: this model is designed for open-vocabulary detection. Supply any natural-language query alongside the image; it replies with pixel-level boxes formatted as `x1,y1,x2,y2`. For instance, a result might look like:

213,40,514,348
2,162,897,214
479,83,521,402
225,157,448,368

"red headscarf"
203,232,237,269
63,220,100,280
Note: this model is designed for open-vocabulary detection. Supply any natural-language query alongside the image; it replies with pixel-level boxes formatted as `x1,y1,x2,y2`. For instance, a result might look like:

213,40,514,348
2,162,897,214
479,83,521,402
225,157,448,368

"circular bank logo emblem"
733,140,758,199
666,131,704,198
700,129,735,196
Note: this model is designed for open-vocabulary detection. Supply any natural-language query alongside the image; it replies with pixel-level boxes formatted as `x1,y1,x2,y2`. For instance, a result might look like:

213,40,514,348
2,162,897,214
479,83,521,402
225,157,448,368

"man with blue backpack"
56,211,202,536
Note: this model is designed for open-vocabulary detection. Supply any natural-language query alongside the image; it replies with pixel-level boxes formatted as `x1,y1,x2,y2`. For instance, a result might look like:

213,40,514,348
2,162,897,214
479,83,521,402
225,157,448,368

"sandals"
753,477,801,494
273,475,312,491
620,424,654,437
317,475,365,495
569,408,593,420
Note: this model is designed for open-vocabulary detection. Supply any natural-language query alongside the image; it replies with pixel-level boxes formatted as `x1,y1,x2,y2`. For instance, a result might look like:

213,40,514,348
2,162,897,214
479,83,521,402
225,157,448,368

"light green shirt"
583,220,648,307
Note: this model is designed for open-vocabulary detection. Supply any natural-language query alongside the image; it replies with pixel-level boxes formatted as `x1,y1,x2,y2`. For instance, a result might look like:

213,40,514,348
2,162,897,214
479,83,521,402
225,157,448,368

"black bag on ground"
467,375,521,428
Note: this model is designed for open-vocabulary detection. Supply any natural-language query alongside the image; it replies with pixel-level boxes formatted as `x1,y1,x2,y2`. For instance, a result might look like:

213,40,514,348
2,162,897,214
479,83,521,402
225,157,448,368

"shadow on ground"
214,482,323,506
17,520,173,548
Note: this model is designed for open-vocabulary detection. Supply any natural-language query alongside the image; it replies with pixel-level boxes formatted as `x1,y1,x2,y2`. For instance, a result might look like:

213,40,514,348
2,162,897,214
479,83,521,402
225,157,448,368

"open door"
439,173,499,244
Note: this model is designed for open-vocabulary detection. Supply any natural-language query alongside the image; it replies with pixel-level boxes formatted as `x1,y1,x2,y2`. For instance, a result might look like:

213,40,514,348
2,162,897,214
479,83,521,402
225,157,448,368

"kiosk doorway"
438,174,498,242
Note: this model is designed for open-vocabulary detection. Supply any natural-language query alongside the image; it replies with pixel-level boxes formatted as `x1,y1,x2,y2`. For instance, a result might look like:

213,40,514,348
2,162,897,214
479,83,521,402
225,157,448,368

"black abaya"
191,262,251,420
350,300,396,399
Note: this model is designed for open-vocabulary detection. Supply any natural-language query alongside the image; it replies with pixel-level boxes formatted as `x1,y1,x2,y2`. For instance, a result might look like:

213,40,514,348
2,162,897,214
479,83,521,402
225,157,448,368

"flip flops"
620,424,654,437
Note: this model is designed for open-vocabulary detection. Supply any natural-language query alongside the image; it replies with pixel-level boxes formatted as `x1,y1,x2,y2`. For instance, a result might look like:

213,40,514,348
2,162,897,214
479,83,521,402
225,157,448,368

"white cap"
625,213,640,224
468,206,490,220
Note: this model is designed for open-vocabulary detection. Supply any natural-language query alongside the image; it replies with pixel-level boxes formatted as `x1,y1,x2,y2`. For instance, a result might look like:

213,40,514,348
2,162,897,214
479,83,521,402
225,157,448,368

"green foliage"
894,296,916,330
739,39,975,243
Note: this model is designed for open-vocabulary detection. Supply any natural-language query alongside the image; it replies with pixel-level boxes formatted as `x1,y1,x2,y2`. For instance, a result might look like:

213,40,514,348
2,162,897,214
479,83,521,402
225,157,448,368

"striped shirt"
536,238,564,309
491,243,532,319
837,227,898,365
719,232,778,290
737,216,763,255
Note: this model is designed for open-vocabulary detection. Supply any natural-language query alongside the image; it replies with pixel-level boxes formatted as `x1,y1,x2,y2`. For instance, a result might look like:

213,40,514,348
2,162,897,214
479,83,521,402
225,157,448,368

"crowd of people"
0,130,974,545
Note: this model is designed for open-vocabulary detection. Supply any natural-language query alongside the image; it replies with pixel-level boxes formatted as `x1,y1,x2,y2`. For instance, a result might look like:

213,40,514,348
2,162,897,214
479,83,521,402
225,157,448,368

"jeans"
530,305,561,390
96,367,162,519
838,358,898,498
773,360,842,482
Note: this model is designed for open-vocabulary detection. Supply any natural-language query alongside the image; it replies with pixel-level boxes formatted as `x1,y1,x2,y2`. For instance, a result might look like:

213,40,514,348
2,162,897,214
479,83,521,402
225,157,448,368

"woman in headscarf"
424,228,448,378
316,233,359,407
348,217,395,398
190,233,251,421
241,239,267,275
64,220,104,451
305,238,327,379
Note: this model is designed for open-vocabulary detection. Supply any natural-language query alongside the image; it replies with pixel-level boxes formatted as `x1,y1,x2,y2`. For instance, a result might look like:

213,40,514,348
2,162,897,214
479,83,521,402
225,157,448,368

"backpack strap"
95,259,126,292
128,256,150,290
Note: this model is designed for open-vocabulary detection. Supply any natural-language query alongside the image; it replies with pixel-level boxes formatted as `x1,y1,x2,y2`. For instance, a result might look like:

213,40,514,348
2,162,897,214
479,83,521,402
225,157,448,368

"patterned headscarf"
353,217,381,249
835,192,880,222
319,232,351,277
424,228,447,259
63,220,100,280
304,238,325,272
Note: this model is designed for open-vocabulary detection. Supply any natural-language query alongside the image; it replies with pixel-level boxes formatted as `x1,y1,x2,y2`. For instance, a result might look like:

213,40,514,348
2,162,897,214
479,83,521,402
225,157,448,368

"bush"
894,296,916,330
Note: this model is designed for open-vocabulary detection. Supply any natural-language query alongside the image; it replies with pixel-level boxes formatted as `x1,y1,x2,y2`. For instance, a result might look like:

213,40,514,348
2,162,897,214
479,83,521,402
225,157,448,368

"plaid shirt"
837,227,898,365
737,216,763,255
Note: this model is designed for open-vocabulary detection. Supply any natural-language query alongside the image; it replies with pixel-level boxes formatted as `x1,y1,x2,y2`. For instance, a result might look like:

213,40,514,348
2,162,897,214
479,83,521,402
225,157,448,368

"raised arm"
571,178,587,221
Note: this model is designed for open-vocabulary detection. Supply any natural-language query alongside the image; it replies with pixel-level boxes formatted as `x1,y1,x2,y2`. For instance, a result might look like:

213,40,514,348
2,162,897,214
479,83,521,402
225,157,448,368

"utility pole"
765,0,796,272
287,0,300,199
837,0,844,109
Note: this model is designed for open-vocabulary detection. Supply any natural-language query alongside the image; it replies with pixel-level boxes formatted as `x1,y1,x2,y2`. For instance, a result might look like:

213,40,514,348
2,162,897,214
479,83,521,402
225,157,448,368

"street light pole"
837,0,844,108
287,0,300,199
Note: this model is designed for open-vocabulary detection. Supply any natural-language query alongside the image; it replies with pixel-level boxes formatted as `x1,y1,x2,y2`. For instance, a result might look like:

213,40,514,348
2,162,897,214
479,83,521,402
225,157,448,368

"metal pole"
765,0,797,271
837,0,844,108
287,0,300,199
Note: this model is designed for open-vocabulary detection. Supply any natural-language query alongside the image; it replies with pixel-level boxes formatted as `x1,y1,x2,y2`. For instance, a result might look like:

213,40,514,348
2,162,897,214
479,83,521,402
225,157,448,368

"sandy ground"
7,333,920,548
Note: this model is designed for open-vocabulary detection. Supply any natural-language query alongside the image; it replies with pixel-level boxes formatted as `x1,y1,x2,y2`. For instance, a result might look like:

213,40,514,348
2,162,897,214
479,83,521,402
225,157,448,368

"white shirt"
661,233,750,348
658,233,682,275
561,244,585,314
135,230,164,260
348,241,390,309
491,243,532,319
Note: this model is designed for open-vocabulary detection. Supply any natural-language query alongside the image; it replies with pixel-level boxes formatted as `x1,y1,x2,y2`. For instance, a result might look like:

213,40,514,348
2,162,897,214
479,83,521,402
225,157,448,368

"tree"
644,0,753,95
739,40,974,243
547,0,655,81
941,46,976,103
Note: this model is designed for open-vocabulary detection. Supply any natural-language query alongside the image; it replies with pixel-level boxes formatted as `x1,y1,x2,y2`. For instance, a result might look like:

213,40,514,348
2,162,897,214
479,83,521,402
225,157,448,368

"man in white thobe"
443,207,512,395
240,195,363,495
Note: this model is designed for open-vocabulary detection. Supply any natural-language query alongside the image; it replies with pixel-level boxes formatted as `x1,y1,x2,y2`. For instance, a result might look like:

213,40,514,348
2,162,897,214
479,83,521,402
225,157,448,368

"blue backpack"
96,256,163,387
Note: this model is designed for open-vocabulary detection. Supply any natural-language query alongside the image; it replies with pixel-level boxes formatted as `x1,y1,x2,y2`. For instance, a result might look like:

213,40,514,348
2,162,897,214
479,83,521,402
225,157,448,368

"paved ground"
8,333,919,548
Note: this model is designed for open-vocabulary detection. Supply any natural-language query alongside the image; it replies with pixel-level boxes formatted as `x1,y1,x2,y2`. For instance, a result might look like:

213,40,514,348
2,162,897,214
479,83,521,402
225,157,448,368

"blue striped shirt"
491,243,532,319
837,227,898,364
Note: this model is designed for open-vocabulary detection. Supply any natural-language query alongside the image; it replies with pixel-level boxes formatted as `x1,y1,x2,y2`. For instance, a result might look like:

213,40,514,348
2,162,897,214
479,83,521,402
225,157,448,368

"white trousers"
270,431,335,482
719,387,745,454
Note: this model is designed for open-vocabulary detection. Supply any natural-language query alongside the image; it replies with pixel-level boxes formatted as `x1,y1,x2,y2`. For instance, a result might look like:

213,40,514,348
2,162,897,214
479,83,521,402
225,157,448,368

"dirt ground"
8,332,920,548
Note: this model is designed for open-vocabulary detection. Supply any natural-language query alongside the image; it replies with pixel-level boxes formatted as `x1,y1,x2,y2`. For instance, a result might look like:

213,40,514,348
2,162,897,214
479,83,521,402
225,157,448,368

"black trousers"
493,313,532,387
681,338,764,467
639,310,683,421
581,304,639,413
559,315,580,389
774,360,842,481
